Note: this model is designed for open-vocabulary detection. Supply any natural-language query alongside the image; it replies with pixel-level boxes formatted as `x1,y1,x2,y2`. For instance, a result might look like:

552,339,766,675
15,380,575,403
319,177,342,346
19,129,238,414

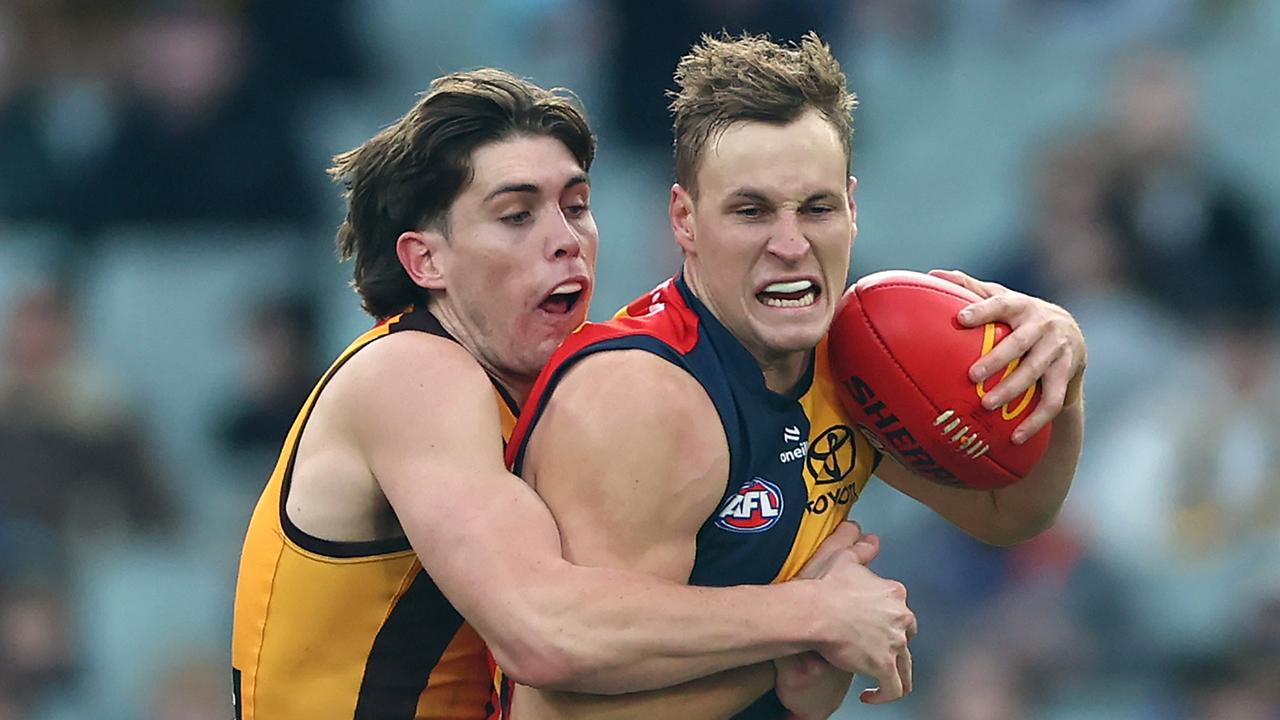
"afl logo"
715,478,784,534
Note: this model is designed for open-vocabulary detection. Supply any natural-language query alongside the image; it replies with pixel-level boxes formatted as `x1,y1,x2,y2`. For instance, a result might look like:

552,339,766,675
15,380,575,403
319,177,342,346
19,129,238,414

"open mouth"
756,279,821,309
539,280,586,315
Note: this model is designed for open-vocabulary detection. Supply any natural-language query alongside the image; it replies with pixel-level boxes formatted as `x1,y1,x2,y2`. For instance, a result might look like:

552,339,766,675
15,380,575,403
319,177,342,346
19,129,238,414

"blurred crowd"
1,1,1278,719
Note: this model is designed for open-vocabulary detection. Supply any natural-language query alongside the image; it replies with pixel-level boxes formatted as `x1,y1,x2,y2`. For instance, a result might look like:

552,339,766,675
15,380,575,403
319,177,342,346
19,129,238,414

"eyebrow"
726,189,772,205
725,188,842,205
483,173,590,203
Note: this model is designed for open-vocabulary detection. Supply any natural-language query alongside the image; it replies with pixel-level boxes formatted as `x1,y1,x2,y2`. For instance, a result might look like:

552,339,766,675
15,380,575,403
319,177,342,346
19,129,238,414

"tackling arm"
342,334,842,694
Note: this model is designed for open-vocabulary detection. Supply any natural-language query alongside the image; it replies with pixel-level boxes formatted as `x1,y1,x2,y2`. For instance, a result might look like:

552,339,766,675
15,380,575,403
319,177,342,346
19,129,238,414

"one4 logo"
715,478,784,534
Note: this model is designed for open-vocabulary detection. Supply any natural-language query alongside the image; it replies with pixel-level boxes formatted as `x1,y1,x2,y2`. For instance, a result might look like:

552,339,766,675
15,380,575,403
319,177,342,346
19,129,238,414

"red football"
827,270,1051,490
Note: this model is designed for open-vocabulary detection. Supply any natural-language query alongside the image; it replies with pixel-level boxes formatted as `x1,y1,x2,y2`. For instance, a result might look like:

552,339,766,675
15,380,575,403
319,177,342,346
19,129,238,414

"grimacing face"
430,134,597,383
672,109,856,381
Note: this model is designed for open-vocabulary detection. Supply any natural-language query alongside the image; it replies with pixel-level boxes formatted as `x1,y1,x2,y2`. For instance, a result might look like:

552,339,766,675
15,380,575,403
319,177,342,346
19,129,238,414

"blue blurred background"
1,1,1278,718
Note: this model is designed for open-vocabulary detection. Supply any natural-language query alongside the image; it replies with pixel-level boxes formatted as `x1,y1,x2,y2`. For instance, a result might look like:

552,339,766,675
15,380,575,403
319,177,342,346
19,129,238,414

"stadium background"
2,1,1278,718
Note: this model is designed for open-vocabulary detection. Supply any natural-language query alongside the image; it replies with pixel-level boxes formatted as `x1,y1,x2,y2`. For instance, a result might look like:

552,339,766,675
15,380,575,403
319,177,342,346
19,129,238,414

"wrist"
792,579,839,655
772,579,831,654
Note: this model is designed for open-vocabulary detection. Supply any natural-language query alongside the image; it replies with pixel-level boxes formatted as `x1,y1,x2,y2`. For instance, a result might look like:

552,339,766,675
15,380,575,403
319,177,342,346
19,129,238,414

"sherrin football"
828,270,1051,490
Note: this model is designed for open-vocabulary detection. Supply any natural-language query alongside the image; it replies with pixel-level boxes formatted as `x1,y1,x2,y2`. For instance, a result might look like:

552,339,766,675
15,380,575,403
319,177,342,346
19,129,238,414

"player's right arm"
334,332,902,694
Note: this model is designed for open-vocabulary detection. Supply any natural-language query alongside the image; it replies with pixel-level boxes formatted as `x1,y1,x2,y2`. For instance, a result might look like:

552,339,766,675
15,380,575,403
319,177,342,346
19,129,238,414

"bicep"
348,336,566,621
523,350,728,581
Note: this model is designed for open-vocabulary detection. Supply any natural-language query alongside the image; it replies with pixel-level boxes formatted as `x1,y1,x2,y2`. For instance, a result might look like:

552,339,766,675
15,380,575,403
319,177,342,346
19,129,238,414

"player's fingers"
978,331,1064,410
828,520,863,546
968,319,1039,384
812,522,859,558
850,534,880,565
956,290,1027,331
798,542,859,580
928,269,994,299
1013,356,1071,442
799,522,863,579
899,646,913,696
906,612,919,641
859,661,905,705
863,643,908,704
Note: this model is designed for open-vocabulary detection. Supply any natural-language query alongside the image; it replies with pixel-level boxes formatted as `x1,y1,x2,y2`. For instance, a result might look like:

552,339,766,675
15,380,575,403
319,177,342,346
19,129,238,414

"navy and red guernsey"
503,273,882,718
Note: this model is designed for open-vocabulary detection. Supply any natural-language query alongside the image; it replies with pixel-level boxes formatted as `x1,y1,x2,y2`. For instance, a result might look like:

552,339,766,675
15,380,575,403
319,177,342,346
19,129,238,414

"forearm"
878,390,1083,547
511,663,774,719
500,565,823,694
985,391,1083,544
426,480,827,694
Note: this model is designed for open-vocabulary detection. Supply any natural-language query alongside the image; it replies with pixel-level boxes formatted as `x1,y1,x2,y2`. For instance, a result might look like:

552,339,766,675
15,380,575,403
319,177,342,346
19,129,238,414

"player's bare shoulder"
555,351,727,453
289,330,495,544
340,329,488,403
529,349,729,488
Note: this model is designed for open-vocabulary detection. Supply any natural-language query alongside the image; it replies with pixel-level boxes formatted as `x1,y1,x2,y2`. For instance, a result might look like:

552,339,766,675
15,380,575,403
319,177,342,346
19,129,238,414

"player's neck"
426,302,533,406
758,353,810,396
683,263,811,396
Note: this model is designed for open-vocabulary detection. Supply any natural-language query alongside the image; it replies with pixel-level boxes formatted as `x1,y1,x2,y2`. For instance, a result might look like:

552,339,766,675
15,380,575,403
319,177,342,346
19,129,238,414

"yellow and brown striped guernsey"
232,306,518,720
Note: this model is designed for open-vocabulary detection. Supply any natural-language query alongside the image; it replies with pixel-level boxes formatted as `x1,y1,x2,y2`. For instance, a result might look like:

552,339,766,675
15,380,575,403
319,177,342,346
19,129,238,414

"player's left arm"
875,270,1085,547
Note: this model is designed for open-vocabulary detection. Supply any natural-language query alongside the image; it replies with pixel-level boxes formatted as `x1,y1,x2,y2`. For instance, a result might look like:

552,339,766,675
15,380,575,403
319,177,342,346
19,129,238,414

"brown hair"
330,69,596,318
670,32,856,195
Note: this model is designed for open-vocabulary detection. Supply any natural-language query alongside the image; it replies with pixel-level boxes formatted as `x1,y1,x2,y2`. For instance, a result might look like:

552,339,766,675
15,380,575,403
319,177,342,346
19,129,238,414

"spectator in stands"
1102,48,1274,326
0,282,174,542
218,295,321,474
0,582,75,715
602,0,840,148
0,3,132,229
87,4,314,228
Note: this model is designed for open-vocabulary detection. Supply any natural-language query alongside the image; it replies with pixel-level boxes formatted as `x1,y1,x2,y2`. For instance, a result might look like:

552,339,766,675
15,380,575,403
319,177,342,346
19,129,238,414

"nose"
766,210,810,262
545,207,583,260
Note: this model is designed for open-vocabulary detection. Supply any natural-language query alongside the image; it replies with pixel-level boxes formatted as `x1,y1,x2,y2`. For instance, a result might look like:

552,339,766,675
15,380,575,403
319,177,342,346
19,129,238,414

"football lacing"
934,409,989,459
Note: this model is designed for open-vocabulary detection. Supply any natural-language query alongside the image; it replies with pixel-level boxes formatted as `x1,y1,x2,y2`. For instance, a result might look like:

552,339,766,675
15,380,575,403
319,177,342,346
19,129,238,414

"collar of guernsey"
669,270,817,406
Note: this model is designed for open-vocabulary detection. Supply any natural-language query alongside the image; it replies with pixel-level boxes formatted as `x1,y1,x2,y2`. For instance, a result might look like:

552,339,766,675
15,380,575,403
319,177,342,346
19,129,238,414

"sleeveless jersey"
500,274,881,719
232,306,517,720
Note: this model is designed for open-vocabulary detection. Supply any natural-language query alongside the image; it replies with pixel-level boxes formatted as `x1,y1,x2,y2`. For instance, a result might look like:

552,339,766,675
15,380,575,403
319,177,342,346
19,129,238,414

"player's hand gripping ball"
828,270,1051,490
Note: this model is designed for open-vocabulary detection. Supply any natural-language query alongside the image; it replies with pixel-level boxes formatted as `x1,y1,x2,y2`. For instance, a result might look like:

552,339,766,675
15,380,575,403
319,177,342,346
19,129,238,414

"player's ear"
397,229,447,291
670,183,697,254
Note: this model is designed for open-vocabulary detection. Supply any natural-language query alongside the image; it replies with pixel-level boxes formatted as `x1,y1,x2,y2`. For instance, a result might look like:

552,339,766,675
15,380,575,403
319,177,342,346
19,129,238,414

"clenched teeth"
761,291,817,308
763,280,814,294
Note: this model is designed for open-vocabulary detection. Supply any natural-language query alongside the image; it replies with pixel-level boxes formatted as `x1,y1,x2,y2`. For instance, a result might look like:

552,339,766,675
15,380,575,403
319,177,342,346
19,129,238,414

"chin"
525,342,559,372
765,317,829,350
759,332,823,357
